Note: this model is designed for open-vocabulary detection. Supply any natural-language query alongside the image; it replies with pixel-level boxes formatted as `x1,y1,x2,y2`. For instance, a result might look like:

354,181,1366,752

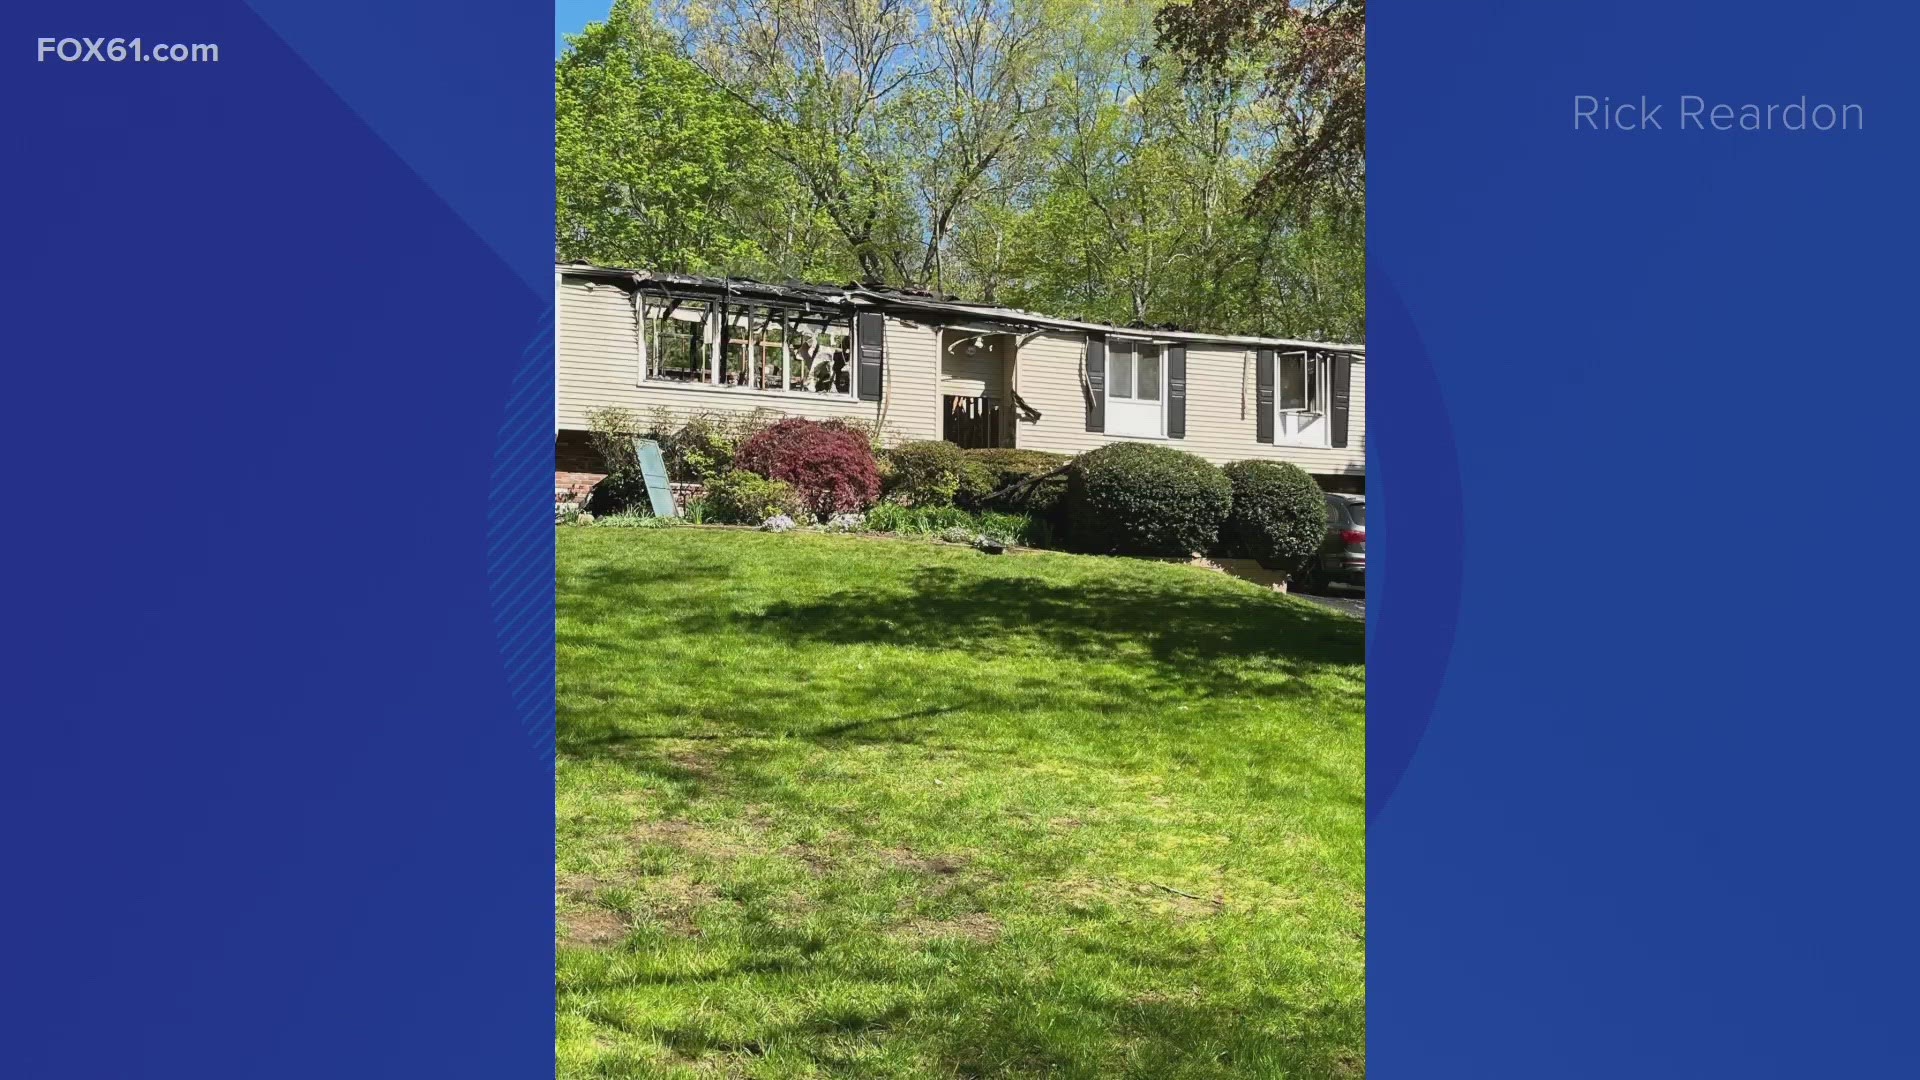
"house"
555,263,1365,500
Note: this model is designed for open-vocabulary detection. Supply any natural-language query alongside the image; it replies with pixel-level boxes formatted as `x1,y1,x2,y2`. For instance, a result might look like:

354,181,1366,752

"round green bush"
1221,461,1327,567
881,440,971,507
703,470,808,525
1065,442,1231,556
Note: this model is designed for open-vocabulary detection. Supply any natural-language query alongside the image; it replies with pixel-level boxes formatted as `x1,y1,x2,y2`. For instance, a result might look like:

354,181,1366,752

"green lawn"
557,528,1365,1078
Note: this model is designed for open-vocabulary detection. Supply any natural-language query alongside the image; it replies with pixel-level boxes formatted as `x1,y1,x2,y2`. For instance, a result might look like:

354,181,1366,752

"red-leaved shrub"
732,418,881,518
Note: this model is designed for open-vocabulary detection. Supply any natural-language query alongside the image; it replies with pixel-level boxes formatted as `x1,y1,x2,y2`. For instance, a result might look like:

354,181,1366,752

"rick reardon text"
1574,95,1863,132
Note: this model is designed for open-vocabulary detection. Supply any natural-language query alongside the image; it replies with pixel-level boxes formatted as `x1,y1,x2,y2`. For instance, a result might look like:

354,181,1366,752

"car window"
1324,498,1346,526
1346,502,1364,526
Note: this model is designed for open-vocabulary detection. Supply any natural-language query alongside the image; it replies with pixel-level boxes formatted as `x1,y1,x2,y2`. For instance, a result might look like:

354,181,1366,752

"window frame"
1109,336,1170,403
1277,350,1330,415
1107,348,1134,400
1103,336,1173,439
638,292,858,399
1134,342,1163,402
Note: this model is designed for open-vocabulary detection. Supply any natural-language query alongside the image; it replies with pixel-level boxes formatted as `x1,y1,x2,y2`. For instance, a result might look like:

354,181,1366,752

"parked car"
1292,493,1365,593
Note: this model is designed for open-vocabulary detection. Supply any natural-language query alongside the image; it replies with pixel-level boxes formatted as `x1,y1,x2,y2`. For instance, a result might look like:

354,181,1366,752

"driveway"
1295,586,1364,619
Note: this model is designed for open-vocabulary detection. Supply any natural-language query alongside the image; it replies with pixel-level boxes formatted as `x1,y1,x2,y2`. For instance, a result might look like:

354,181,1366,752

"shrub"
865,502,973,535
703,470,808,526
1221,461,1328,568
644,407,780,483
584,407,649,515
733,418,882,518
958,448,1072,514
586,406,643,475
1065,442,1231,556
584,471,651,517
864,503,1053,548
882,440,972,507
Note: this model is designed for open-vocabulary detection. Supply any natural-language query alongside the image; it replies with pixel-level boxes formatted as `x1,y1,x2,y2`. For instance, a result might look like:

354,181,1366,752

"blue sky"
555,0,614,58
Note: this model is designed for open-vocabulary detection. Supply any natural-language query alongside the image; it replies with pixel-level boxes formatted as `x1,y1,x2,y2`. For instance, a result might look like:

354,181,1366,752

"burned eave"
557,262,1363,356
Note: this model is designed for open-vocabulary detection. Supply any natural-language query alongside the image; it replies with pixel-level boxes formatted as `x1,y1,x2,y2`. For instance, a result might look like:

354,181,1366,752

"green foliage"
1221,460,1327,567
584,472,652,518
556,0,848,279
583,407,647,515
644,407,779,483
592,510,681,530
958,448,1072,514
1066,442,1232,556
864,503,1053,548
555,0,1362,340
701,471,808,526
585,406,642,475
881,441,974,507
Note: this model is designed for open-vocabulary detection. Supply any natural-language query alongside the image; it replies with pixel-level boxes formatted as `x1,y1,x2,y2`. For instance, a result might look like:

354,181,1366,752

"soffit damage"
557,262,1363,357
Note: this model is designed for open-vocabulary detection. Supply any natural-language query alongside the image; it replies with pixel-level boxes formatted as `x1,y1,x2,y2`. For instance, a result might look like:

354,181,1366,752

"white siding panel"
558,274,1360,472
556,275,940,446
1013,333,1364,476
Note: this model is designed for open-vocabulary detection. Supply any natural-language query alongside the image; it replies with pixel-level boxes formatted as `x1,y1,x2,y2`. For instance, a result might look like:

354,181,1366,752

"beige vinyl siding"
940,351,998,398
556,274,940,445
1013,332,1365,476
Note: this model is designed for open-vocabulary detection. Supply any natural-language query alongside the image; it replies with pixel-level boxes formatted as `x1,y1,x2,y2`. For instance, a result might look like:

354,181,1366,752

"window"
1108,341,1163,401
1107,348,1133,399
645,299,715,385
1279,351,1329,413
640,296,854,396
1135,344,1162,402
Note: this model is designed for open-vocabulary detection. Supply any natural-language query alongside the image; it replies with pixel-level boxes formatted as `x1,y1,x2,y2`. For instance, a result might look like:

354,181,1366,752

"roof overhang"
556,263,1364,357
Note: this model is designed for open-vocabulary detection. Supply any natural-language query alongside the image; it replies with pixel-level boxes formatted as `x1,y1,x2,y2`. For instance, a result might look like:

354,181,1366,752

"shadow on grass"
558,534,1365,1076
753,564,1361,663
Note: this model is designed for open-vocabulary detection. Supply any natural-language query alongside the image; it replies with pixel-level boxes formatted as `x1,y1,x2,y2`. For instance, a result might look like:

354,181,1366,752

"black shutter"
1166,345,1187,439
1329,353,1352,448
1255,348,1275,444
856,311,885,402
1084,335,1106,432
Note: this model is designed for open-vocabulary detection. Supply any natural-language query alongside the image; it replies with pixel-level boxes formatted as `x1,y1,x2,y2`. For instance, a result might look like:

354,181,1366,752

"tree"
660,0,1055,287
556,0,1364,340
556,0,846,279
1153,0,1365,210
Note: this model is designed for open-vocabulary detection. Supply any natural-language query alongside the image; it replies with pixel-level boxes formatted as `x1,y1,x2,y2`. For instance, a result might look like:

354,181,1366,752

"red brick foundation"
556,471,606,504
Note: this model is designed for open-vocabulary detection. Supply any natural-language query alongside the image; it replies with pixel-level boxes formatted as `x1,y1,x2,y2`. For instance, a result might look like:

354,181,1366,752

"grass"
557,528,1365,1078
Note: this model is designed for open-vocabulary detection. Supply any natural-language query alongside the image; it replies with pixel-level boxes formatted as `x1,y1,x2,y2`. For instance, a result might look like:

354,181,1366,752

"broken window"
644,299,716,385
640,294,855,395
717,305,755,387
786,315,853,395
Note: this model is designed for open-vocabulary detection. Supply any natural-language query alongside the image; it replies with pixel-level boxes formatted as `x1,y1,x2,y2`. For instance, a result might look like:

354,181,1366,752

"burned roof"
557,262,1364,354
